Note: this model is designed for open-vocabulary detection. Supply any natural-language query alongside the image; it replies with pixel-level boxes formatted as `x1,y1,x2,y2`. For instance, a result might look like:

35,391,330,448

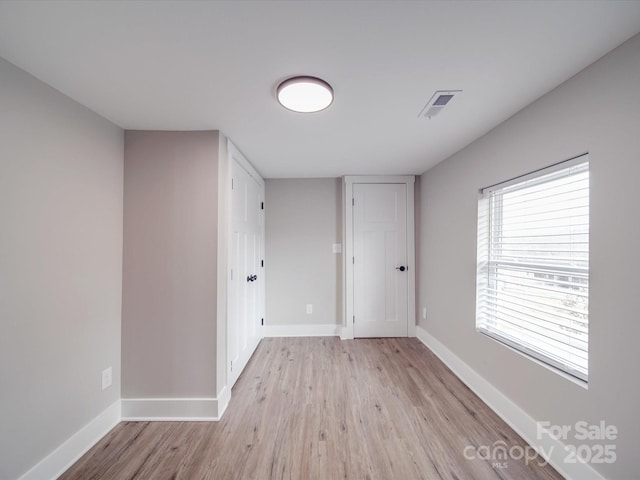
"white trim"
341,179,348,339
18,400,121,480
343,175,416,339
479,329,589,389
226,138,265,388
264,324,340,337
406,179,416,337
216,386,231,420
216,133,231,411
343,177,354,340
121,394,228,421
481,152,588,194
227,139,265,187
416,326,605,480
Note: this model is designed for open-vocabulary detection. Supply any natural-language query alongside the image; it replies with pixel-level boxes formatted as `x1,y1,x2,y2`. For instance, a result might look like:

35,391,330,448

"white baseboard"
216,386,231,419
416,326,605,480
18,400,121,480
339,324,353,340
264,323,340,337
121,389,229,421
18,389,231,479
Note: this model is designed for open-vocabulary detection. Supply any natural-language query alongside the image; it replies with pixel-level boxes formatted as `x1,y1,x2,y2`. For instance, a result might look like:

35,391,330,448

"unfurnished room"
1,1,639,479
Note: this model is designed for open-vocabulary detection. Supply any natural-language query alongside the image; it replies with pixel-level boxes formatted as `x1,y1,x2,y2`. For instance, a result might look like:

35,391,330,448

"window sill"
477,329,588,390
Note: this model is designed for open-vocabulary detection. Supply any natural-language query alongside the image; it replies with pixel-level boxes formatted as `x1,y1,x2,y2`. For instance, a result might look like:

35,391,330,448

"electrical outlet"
101,367,112,391
332,243,342,254
306,304,313,314
422,307,427,320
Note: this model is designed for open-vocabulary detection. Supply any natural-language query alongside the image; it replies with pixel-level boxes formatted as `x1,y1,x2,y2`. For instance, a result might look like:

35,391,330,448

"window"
476,155,589,382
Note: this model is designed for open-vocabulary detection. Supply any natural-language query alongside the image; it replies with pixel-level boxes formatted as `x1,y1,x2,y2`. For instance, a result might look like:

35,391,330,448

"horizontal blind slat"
482,289,588,329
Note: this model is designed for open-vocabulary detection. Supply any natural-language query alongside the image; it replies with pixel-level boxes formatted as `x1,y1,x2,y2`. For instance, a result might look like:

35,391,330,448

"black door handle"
396,266,406,272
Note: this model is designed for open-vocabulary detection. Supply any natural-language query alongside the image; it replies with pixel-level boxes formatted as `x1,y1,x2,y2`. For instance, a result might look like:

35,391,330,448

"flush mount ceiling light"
277,76,334,113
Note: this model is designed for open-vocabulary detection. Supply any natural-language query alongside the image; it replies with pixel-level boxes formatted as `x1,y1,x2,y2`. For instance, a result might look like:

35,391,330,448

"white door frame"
342,176,416,340
227,140,265,386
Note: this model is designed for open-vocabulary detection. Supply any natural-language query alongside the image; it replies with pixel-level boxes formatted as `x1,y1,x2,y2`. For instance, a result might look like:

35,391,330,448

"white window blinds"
476,155,589,382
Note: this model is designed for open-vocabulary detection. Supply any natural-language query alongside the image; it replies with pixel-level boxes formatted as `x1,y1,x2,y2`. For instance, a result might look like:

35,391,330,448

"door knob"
396,266,406,272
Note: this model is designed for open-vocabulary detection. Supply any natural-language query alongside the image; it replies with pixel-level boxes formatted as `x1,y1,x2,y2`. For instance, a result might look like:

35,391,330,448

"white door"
353,183,409,337
228,149,264,387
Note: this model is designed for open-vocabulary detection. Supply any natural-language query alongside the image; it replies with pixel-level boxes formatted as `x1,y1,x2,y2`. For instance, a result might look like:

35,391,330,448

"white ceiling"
1,1,639,178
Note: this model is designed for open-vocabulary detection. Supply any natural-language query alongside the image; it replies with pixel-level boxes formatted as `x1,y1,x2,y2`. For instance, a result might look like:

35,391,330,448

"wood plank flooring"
59,337,563,480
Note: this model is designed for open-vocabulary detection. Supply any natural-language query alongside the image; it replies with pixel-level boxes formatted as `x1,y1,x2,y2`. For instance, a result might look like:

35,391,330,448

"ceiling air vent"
418,90,462,119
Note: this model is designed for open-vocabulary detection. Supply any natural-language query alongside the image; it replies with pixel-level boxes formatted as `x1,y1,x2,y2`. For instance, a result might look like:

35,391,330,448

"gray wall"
122,131,220,398
0,58,123,480
418,33,640,478
265,178,342,327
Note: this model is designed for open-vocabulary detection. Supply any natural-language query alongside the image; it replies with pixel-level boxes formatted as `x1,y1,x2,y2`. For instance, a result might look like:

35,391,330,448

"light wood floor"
60,337,563,480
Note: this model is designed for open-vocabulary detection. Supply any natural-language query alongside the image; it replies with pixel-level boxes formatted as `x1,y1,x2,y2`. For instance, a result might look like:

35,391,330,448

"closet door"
228,142,264,387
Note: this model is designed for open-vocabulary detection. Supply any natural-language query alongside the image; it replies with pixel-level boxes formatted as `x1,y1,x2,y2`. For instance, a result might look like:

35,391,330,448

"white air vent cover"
418,90,462,119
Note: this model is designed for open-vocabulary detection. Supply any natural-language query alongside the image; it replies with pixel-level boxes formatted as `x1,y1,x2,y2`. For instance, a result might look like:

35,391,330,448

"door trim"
227,140,265,387
342,176,415,340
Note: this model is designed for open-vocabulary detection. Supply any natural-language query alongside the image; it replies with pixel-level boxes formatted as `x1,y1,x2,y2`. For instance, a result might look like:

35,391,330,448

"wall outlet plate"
102,367,112,390
306,304,313,314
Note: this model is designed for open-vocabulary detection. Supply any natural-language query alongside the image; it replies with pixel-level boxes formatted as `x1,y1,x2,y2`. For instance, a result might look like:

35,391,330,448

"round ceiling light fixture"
277,76,334,113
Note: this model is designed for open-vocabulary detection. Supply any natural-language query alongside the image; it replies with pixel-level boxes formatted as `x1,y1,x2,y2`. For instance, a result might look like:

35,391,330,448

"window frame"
475,154,590,383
